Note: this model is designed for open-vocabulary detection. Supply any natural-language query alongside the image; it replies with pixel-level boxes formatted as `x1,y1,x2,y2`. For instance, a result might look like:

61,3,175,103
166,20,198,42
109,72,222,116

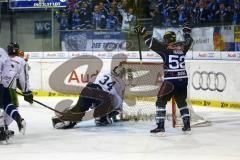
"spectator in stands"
66,0,78,12
121,0,129,9
55,10,69,30
150,6,163,27
99,2,109,16
79,2,92,29
118,5,136,32
109,1,119,16
54,0,238,31
92,5,107,30
72,9,81,30
198,0,209,25
163,18,173,27
232,3,240,25
225,5,234,24
177,5,188,25
215,2,228,25
170,12,179,27
207,0,218,22
106,9,119,30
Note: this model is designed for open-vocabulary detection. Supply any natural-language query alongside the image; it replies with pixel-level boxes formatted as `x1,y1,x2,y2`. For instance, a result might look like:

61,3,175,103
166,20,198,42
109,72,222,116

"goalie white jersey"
92,71,125,110
1,55,30,92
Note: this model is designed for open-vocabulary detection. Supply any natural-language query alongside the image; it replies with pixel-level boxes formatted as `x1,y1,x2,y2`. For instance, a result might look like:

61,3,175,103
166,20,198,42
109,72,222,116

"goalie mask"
112,64,127,78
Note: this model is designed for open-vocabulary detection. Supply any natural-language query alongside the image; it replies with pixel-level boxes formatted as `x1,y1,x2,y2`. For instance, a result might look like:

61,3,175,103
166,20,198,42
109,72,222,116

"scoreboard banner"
9,0,67,9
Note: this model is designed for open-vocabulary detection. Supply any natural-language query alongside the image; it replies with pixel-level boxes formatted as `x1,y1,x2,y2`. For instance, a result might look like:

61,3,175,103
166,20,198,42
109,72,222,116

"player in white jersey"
1,43,33,136
52,63,127,129
0,48,11,141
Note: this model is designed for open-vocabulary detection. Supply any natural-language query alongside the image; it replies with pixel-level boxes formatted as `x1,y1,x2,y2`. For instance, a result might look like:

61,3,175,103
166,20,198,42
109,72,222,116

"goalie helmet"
112,63,127,78
7,42,20,56
163,31,176,43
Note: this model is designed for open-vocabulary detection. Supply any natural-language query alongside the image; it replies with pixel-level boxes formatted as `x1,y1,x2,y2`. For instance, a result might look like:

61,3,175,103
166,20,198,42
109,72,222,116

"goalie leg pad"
73,83,107,113
79,86,114,118
58,85,114,122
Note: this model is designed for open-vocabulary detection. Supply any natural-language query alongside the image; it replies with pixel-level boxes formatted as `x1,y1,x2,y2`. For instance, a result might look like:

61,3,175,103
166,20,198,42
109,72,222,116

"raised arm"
182,23,193,52
134,25,167,53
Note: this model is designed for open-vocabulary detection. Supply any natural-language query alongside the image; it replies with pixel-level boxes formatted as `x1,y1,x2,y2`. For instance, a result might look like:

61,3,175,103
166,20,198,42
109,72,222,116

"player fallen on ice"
0,43,33,140
52,63,128,129
134,22,193,133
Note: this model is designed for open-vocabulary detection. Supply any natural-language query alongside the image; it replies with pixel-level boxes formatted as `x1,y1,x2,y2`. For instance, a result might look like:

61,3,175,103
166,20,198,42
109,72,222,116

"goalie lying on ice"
52,63,128,129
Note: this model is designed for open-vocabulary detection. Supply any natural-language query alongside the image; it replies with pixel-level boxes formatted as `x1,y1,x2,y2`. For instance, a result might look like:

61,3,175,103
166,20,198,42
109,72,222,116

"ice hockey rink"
1,96,240,160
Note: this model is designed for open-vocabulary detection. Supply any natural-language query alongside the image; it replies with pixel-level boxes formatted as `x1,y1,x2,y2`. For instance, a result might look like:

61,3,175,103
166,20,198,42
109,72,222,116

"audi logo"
192,71,227,92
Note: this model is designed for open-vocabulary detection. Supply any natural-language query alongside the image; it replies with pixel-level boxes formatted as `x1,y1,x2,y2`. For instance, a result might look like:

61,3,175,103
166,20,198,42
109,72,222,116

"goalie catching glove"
23,91,33,104
134,25,146,36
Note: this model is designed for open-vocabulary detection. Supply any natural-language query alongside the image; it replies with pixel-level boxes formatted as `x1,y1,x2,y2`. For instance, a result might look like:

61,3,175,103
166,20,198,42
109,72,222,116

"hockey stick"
134,0,142,61
16,92,64,115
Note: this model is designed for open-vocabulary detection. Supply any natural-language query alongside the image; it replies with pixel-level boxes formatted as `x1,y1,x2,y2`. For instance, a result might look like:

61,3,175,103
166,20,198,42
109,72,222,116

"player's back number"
99,75,116,91
169,55,185,69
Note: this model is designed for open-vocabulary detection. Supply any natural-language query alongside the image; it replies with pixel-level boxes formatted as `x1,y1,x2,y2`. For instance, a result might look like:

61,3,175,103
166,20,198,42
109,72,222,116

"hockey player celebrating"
1,42,33,138
52,63,128,129
134,23,193,133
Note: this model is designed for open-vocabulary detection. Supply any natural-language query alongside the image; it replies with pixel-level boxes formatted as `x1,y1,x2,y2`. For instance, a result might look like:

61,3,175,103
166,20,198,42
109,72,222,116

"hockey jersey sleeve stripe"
143,35,167,52
10,109,18,118
165,69,186,72
181,114,190,118
145,37,153,48
7,75,17,88
164,76,188,80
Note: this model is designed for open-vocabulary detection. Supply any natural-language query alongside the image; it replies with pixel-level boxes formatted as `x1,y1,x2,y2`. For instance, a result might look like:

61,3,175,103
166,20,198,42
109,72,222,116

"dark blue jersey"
144,33,193,80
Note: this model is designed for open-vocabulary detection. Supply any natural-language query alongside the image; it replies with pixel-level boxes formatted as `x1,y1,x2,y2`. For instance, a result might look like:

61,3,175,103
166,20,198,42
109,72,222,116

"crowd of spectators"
54,0,136,32
54,0,240,31
148,0,240,27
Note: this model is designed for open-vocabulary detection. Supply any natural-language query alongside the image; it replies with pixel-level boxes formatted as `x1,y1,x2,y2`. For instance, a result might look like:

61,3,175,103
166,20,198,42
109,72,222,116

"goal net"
120,61,210,127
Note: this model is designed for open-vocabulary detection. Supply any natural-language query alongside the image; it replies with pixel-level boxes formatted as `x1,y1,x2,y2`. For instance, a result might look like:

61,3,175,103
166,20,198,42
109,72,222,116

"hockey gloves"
182,22,192,34
134,25,146,36
23,91,33,104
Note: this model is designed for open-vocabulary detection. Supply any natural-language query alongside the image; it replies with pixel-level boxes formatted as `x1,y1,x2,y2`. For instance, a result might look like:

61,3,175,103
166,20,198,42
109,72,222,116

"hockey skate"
150,122,165,136
95,115,112,126
182,117,191,134
5,129,14,137
17,118,26,135
0,127,8,143
4,125,14,138
108,110,121,122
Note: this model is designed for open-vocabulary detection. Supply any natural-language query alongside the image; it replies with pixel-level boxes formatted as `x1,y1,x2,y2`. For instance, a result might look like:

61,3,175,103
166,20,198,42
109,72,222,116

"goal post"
120,61,210,127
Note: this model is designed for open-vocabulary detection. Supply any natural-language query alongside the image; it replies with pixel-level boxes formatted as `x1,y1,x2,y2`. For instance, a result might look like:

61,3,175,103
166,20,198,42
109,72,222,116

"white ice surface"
1,97,240,160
